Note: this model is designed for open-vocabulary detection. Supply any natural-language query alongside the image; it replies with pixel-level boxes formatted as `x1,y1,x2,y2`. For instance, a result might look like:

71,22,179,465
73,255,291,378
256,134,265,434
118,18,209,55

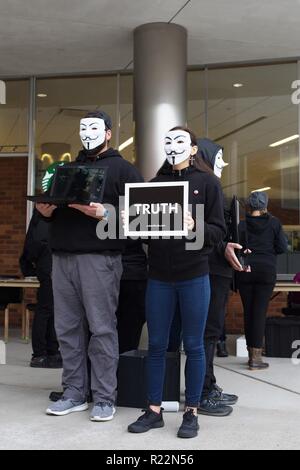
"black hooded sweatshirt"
147,164,226,282
48,148,143,254
197,138,232,278
239,214,288,273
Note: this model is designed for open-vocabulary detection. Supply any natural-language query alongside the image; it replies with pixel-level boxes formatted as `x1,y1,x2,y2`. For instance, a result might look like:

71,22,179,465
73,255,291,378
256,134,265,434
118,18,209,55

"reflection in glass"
35,76,118,190
206,64,299,226
0,80,29,154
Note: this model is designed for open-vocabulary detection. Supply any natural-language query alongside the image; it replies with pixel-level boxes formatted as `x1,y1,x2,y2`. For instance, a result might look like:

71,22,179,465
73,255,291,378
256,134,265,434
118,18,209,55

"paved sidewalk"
0,338,299,450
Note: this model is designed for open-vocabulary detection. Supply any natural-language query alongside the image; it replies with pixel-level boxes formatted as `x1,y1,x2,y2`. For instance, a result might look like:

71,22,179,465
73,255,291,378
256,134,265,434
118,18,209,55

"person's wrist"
102,208,109,221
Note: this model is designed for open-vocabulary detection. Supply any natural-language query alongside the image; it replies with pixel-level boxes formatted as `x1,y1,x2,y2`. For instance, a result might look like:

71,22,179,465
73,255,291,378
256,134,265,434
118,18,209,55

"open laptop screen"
51,165,107,203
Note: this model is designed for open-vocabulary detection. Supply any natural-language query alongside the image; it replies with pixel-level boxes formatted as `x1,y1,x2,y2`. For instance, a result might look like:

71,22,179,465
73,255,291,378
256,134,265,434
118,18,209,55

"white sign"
0,80,6,104
124,181,189,237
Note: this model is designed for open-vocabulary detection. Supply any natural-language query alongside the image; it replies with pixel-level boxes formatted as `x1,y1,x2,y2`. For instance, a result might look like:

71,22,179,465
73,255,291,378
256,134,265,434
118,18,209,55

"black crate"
265,316,300,358
117,350,181,408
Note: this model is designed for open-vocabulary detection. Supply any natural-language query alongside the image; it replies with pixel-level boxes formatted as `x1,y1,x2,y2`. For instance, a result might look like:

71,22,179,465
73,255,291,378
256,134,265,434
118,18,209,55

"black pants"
219,325,227,342
32,269,59,358
116,280,147,354
202,274,232,398
237,271,276,349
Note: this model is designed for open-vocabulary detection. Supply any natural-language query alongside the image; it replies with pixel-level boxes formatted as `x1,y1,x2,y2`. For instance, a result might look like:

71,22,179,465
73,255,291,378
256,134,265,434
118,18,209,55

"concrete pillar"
134,23,187,181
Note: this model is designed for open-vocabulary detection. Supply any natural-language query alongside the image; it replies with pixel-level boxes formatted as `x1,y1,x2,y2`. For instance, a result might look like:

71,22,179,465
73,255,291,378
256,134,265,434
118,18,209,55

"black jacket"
47,148,143,254
121,240,148,281
147,165,226,282
209,199,233,278
20,209,52,278
239,214,288,273
197,138,232,278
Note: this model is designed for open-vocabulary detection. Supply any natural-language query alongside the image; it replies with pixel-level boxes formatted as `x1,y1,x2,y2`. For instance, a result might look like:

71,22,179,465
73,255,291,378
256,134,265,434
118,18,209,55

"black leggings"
237,271,276,349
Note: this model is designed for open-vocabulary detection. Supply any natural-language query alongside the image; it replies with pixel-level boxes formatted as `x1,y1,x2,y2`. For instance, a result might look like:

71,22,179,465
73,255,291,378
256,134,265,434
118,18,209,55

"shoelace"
183,409,196,422
205,398,218,408
138,409,158,421
214,385,224,395
95,402,113,409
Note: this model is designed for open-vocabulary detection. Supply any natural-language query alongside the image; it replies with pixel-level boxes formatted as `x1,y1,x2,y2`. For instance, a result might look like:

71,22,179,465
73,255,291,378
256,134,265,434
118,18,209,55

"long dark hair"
157,126,214,175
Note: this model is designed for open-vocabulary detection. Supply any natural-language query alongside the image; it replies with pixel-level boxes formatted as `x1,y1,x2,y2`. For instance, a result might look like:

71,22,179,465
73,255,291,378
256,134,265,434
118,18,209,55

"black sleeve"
203,178,227,246
214,204,232,256
238,221,246,248
120,162,144,194
19,210,40,276
273,219,288,254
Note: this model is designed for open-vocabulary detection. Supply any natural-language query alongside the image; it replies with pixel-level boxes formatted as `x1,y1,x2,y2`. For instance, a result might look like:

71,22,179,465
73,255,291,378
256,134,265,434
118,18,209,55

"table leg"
21,301,26,340
25,308,30,343
4,308,9,343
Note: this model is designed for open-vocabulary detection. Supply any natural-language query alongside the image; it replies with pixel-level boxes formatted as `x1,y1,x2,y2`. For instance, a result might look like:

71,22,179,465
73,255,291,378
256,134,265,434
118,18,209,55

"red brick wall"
0,157,36,328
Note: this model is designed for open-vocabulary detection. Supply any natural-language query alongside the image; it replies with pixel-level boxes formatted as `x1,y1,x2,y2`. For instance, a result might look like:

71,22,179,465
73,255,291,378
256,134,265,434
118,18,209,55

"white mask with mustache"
164,130,192,166
79,118,106,151
214,149,229,178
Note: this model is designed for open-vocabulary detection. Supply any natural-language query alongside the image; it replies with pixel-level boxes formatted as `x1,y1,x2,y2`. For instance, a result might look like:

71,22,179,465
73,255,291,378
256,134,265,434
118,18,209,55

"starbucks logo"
42,162,65,192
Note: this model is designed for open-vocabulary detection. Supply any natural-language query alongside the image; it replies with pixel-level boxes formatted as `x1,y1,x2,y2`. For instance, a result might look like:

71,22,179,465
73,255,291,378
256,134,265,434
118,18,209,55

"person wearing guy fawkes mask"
128,127,226,439
197,138,240,417
36,110,143,422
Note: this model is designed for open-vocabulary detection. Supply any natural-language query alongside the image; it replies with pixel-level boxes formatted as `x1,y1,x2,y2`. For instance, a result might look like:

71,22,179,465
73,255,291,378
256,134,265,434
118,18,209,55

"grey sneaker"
46,398,88,416
90,402,116,422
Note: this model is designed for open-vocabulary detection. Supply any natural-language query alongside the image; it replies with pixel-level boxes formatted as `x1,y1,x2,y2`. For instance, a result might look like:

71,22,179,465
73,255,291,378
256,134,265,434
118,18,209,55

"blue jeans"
146,275,211,407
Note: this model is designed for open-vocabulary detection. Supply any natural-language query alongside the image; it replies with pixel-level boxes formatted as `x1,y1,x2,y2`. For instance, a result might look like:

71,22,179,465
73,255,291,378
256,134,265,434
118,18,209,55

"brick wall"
0,157,36,328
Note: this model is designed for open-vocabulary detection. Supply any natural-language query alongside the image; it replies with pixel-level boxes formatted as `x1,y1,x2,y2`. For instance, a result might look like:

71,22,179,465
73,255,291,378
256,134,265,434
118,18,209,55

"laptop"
27,164,107,206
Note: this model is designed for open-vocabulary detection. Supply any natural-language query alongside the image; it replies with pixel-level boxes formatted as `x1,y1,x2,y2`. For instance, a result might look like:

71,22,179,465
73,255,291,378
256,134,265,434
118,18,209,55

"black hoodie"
197,138,223,170
48,148,143,254
197,138,232,278
239,214,288,273
147,164,226,282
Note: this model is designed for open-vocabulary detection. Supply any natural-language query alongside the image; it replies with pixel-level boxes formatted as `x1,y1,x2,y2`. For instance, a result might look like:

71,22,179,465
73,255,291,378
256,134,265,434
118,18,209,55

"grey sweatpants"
52,253,123,404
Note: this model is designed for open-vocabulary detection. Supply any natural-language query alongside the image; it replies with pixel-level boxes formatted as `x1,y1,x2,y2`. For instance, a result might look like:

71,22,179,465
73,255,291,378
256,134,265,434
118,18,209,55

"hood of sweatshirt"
197,138,223,170
245,213,271,234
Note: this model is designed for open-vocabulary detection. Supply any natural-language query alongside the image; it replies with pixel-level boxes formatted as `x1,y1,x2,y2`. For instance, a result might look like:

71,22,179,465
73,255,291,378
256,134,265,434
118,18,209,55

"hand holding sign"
184,212,195,231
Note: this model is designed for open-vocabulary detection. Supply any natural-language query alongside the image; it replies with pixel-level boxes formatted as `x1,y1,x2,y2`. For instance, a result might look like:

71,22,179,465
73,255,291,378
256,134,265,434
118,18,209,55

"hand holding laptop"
36,203,57,218
69,202,106,220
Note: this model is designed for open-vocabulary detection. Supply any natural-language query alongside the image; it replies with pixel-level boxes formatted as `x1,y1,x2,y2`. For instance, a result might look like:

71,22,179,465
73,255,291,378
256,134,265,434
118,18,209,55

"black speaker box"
117,350,181,408
265,316,300,358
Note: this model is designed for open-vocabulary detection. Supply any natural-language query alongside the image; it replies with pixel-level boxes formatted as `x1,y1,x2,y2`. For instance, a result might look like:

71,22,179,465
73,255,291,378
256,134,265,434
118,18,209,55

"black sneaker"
128,408,164,433
30,356,48,368
49,391,64,402
47,354,63,369
209,385,239,406
177,410,199,439
198,398,233,417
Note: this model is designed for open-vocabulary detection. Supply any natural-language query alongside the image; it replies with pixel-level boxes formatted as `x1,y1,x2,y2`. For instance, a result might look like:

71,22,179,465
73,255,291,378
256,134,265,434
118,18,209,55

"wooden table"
0,278,40,342
274,282,300,292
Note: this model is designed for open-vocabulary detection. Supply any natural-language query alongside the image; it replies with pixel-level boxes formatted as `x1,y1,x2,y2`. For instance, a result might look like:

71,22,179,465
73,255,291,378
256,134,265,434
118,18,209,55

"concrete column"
134,23,187,181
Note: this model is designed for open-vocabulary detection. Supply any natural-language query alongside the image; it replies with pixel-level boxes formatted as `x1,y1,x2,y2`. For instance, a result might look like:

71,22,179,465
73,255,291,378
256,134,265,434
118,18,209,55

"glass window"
119,74,134,164
187,70,206,139
207,63,299,226
35,75,118,190
0,79,29,154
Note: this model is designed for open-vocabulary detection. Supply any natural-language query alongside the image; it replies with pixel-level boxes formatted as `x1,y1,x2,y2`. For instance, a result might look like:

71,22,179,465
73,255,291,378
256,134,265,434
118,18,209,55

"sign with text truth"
124,181,189,237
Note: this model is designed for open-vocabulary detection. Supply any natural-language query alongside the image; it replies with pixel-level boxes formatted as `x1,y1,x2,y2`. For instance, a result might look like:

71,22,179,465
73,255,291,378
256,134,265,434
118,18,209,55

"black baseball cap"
83,110,113,130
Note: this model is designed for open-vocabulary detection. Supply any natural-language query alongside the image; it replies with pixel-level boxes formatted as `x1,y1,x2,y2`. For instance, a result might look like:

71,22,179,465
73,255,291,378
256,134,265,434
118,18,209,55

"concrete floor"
0,336,299,450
